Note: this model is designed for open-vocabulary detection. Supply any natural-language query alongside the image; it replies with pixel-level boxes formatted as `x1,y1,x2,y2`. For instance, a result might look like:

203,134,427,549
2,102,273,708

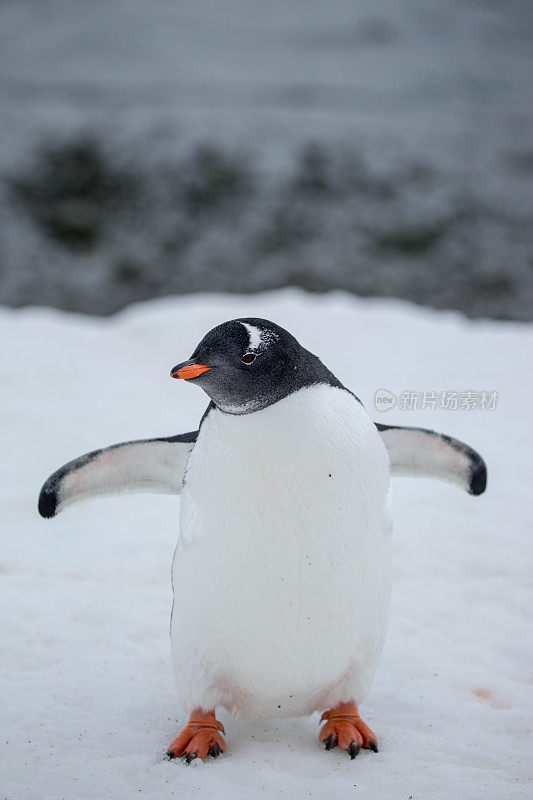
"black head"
170,317,342,414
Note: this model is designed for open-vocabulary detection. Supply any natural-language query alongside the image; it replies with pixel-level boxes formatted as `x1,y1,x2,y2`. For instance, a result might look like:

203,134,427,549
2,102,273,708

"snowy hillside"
1,291,532,799
1,0,532,318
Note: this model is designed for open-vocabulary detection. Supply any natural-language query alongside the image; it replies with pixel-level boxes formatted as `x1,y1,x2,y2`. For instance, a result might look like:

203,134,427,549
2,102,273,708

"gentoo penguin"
38,318,487,762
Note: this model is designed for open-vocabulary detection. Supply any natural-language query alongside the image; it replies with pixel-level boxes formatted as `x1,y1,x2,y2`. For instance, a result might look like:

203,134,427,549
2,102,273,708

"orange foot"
166,709,226,763
319,701,378,759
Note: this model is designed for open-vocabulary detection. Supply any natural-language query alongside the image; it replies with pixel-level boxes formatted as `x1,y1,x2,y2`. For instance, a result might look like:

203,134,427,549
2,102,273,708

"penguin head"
170,317,335,414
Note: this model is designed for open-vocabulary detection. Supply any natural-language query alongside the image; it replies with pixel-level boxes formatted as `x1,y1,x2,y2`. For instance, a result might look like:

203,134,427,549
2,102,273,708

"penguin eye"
241,352,256,364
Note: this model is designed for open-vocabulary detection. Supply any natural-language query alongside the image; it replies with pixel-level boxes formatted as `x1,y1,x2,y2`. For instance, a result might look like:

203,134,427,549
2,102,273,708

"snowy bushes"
1,133,531,319
9,138,137,250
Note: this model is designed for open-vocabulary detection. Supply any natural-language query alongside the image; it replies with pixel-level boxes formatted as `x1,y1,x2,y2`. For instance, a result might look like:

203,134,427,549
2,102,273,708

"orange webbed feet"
166,709,226,763
319,701,378,759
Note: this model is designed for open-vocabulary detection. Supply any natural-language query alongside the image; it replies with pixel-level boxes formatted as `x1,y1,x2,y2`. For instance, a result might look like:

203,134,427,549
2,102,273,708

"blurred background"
1,0,532,320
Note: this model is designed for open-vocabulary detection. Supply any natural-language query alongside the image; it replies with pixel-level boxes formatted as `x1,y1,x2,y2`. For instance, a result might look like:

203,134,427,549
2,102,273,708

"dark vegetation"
2,135,532,319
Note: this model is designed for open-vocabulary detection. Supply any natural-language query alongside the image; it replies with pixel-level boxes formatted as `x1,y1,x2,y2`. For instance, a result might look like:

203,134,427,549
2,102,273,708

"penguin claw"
348,741,360,759
209,741,222,758
184,752,197,764
319,702,378,758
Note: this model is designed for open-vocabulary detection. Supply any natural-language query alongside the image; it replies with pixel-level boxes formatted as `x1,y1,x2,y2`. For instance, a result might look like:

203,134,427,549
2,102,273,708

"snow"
1,289,531,799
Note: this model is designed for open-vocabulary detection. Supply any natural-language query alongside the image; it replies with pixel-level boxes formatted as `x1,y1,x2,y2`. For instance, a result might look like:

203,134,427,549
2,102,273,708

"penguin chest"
171,385,391,717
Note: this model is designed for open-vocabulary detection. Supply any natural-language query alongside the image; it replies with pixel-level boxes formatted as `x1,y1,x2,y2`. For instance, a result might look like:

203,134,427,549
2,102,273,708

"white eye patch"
240,322,278,353
241,322,263,351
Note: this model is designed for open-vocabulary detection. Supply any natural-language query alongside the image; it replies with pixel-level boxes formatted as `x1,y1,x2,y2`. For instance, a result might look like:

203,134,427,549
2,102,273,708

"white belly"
171,384,392,718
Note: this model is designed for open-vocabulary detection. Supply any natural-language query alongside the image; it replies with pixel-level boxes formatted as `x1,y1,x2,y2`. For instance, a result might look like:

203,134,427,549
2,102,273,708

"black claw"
209,742,221,758
348,741,360,759
185,751,197,764
165,750,175,760
324,733,337,751
369,738,378,753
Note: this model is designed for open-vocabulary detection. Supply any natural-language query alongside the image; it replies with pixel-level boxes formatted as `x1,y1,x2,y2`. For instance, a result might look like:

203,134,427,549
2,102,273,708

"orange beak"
170,362,212,380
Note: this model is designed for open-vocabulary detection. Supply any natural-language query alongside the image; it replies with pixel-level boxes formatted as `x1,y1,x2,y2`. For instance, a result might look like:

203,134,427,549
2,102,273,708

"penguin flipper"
38,432,197,518
376,423,487,495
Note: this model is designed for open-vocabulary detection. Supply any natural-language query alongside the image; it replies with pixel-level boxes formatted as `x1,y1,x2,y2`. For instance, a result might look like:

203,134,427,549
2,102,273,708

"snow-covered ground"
1,290,532,799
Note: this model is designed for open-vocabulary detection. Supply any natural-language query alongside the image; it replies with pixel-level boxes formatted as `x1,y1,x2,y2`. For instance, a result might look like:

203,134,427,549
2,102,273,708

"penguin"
38,317,487,762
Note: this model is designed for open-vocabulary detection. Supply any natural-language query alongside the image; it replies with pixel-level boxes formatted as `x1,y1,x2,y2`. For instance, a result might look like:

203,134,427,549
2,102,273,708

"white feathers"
379,426,480,492
171,385,391,718
241,322,263,351
41,420,483,521
41,438,195,516
240,321,278,353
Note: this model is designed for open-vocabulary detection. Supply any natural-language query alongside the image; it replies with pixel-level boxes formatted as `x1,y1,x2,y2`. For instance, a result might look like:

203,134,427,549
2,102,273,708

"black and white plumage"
376,423,486,496
38,433,197,519
39,318,486,519
38,420,485,520
38,318,486,726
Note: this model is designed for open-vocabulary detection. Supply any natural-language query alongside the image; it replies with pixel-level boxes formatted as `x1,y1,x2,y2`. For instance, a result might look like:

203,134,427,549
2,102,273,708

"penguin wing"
38,432,197,518
376,423,487,495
